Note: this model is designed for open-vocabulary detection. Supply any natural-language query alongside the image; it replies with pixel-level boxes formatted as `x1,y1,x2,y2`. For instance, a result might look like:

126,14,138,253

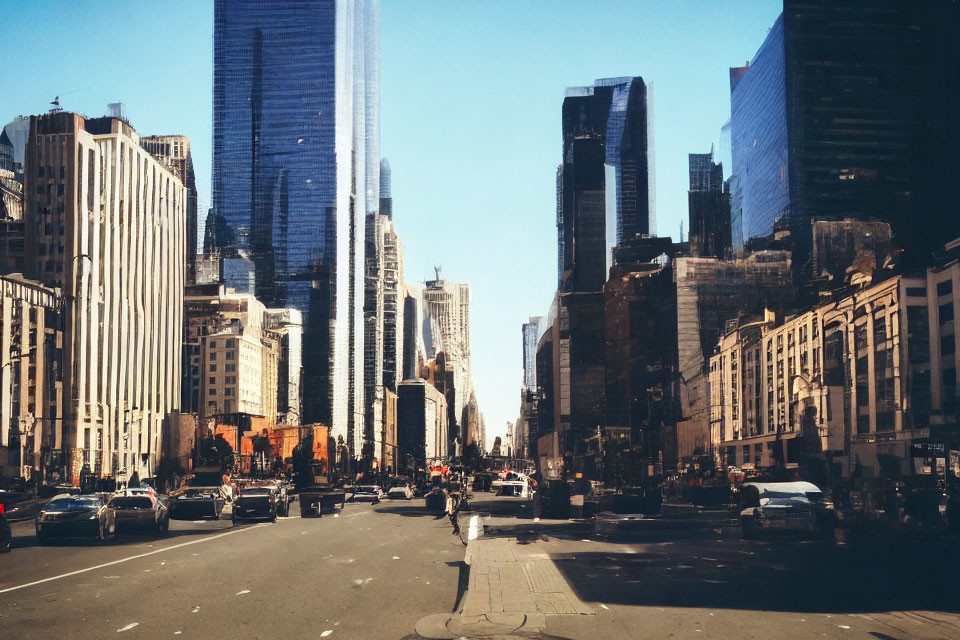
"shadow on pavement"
551,538,960,615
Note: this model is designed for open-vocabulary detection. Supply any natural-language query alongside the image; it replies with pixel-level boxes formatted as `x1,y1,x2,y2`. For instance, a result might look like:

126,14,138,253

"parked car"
233,487,279,523
349,485,383,503
387,485,413,500
740,481,835,539
108,493,169,534
0,510,11,552
35,494,116,543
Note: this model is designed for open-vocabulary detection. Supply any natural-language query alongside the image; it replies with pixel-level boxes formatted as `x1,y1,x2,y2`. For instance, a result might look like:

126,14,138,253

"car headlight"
89,512,99,520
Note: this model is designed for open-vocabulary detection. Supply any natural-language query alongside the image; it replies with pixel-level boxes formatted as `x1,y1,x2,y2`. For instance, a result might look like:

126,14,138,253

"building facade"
212,0,382,458
687,150,731,258
24,112,185,481
397,378,447,468
730,2,960,270
0,275,62,482
710,260,960,479
141,135,198,284
560,77,655,291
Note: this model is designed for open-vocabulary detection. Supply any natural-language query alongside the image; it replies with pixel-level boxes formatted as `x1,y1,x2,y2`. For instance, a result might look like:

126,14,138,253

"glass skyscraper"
213,0,381,453
559,76,654,292
730,1,960,271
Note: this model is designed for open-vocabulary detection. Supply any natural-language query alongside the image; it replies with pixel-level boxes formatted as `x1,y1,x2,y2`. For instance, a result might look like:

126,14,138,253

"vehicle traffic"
35,494,116,543
108,493,170,535
739,481,835,539
233,487,279,523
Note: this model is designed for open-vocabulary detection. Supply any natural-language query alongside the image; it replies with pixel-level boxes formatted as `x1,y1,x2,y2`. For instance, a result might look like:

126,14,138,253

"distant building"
141,135,199,284
379,157,392,218
397,378,447,467
687,150,730,258
23,112,185,480
183,285,297,427
561,76,655,291
521,317,542,389
0,275,62,482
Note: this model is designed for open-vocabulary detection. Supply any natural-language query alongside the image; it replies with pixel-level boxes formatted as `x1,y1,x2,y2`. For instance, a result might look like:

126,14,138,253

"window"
209,364,217,372
210,352,217,361
225,388,234,396
941,334,955,356
226,363,236,372
226,339,235,348
940,302,954,325
226,351,235,360
210,340,218,348
209,376,215,384
937,280,953,297
906,286,927,297
209,388,217,396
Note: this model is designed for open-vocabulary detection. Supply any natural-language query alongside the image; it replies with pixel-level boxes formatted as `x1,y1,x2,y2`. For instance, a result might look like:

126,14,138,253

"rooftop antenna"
49,87,91,113
433,265,441,281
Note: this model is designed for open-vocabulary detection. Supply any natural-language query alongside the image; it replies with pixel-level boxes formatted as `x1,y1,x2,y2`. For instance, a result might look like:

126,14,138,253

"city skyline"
0,0,785,447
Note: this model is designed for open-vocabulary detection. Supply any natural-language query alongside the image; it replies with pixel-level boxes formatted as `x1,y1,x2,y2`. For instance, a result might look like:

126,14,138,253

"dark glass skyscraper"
730,1,960,269
213,0,381,453
688,150,731,258
559,77,654,292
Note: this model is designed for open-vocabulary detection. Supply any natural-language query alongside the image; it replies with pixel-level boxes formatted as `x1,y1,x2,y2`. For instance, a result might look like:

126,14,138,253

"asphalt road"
0,498,465,639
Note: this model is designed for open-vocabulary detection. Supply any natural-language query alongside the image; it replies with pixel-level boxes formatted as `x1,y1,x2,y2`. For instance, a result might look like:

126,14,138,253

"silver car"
740,481,834,539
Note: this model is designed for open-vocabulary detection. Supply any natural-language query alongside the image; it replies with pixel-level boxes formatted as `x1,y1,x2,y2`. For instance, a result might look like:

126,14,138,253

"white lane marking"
467,515,480,541
392,556,400,560
0,524,269,595
174,632,182,635
600,604,609,610
838,625,851,630
236,590,250,596
191,607,200,614
321,631,333,637
117,623,139,632
344,512,367,518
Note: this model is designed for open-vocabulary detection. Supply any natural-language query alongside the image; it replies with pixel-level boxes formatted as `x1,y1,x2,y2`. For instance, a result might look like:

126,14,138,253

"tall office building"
212,0,381,455
141,135,199,284
729,1,960,269
521,317,541,388
687,150,731,258
24,112,185,481
379,157,392,218
560,76,654,292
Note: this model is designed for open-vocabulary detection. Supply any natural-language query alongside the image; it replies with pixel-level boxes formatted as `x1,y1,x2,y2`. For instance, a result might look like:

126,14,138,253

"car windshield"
241,491,271,497
46,497,98,511
110,497,153,509
357,487,378,493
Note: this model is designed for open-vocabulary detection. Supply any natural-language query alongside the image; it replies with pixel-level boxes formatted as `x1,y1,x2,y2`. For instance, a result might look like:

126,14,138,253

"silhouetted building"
729,2,960,271
560,76,654,292
687,150,731,258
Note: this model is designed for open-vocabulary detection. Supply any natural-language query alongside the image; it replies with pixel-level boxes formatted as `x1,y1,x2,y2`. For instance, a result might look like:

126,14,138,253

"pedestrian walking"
446,488,462,536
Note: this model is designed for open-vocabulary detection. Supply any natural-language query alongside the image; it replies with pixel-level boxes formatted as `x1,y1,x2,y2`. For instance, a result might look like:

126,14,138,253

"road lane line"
0,524,269,595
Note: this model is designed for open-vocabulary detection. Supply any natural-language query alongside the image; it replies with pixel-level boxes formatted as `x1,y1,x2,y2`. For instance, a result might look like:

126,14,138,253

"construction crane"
49,87,91,113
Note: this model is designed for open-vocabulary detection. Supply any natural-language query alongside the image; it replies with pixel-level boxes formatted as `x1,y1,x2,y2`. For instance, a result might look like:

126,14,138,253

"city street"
0,499,464,639
3,493,960,639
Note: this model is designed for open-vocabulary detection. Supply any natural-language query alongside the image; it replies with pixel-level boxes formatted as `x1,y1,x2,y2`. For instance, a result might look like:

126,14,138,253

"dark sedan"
233,488,278,523
168,488,225,520
108,494,170,534
35,495,115,543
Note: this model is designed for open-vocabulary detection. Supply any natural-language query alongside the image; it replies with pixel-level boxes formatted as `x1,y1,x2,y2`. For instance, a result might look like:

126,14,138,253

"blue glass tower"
213,0,380,453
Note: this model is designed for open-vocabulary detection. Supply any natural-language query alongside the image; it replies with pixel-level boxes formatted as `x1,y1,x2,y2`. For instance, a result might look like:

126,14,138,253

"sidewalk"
415,513,595,638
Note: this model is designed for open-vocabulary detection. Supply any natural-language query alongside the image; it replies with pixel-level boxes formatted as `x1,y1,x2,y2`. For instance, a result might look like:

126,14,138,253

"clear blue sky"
0,0,783,450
